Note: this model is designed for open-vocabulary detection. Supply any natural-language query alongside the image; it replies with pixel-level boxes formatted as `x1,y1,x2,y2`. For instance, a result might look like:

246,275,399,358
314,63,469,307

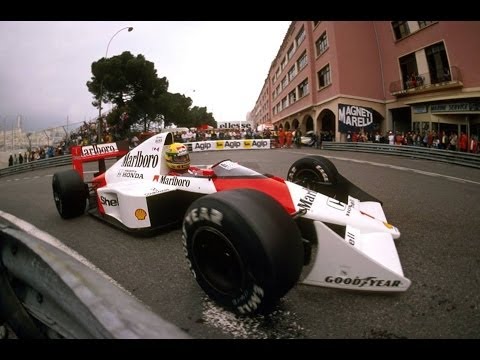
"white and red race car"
52,132,411,315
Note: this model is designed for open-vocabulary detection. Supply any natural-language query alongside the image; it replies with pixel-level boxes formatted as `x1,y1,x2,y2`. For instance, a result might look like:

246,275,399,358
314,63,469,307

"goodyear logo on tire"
216,141,224,150
135,208,147,220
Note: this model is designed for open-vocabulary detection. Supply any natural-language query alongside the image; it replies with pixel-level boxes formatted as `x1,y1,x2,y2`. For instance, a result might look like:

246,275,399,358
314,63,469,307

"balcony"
389,66,463,97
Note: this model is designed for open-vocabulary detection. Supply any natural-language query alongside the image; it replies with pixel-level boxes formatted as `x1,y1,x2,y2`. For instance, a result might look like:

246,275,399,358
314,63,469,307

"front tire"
182,189,304,315
287,156,338,191
52,170,87,219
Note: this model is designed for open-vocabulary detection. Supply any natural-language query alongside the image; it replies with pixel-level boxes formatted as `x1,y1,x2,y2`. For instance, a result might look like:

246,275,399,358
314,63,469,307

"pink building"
251,21,480,142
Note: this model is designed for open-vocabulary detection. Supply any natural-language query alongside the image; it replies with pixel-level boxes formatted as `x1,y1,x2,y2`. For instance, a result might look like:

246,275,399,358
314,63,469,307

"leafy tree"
87,51,215,138
189,106,217,128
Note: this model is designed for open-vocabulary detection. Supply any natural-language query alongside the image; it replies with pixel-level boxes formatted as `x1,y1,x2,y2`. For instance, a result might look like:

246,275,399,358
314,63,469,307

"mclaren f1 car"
52,132,411,315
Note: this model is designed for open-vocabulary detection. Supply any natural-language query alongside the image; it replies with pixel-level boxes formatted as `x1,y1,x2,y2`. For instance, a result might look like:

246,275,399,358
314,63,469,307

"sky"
0,21,291,131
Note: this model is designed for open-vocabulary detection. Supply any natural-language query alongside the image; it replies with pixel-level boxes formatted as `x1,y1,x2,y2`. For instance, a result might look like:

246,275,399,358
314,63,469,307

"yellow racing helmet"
165,143,190,171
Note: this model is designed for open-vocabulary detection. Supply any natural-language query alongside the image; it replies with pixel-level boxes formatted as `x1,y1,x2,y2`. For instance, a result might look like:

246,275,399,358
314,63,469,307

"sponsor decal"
346,231,355,246
184,207,223,227
81,143,118,156
135,209,147,220
297,189,317,211
159,175,191,187
216,141,224,150
154,135,164,143
152,147,160,151
145,188,169,196
324,276,401,288
153,175,159,182
346,204,353,216
195,142,212,151
252,140,268,148
327,198,346,211
122,151,159,168
224,141,241,149
218,160,238,170
118,169,144,179
243,140,252,149
100,195,119,207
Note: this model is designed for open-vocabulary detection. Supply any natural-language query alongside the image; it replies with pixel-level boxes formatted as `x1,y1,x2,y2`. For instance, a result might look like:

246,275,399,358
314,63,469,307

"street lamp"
98,26,134,143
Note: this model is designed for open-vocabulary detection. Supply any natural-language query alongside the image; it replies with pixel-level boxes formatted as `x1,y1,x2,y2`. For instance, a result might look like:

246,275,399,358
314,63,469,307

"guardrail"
1,141,479,178
0,155,72,178
322,142,480,169
0,211,190,339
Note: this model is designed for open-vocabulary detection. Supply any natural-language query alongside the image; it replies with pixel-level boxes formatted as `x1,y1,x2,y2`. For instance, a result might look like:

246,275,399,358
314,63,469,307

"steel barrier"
321,142,480,169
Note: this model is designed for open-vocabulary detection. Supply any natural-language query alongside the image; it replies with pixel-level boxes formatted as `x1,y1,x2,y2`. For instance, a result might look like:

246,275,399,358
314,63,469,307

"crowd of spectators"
7,118,479,168
346,129,478,153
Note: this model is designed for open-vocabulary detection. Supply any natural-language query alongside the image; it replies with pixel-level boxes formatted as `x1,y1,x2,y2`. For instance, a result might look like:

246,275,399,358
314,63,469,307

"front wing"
301,221,411,292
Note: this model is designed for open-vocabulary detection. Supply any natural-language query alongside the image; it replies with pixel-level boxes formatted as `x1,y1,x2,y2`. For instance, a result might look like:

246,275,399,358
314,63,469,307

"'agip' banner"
186,139,271,152
338,104,375,133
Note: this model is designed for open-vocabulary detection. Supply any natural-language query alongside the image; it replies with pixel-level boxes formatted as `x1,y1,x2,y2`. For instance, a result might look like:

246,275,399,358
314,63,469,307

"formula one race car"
52,132,411,315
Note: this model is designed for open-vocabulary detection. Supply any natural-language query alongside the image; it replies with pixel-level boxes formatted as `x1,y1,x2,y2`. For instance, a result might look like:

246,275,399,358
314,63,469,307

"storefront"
411,99,480,138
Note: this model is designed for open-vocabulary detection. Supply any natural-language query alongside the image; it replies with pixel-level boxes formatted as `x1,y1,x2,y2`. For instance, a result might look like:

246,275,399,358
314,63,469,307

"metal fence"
0,120,86,153
321,142,480,169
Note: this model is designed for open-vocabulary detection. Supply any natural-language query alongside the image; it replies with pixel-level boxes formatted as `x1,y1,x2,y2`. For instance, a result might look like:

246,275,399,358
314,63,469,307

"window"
318,64,331,88
392,21,410,40
281,96,288,110
298,78,309,98
418,21,434,29
399,53,418,89
281,76,288,90
315,32,328,56
295,26,305,47
297,51,308,71
287,44,295,61
276,84,281,98
281,57,286,71
288,90,297,105
425,42,450,83
288,65,297,82
313,21,320,27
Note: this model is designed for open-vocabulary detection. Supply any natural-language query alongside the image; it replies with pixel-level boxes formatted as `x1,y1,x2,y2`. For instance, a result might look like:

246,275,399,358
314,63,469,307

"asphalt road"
1,147,479,339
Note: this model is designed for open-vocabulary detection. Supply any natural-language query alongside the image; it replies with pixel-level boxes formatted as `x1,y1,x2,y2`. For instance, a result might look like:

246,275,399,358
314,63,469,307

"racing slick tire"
182,188,304,315
52,170,88,219
286,156,338,191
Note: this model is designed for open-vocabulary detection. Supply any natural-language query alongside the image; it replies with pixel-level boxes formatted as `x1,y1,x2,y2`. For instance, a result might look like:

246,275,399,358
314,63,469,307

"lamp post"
98,26,134,143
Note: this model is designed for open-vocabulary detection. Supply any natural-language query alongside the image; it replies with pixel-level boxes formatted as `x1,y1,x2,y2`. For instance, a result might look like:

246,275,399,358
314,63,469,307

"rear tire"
182,189,304,315
52,170,87,219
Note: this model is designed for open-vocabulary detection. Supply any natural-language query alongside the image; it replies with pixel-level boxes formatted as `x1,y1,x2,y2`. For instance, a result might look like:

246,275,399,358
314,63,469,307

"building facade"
251,21,480,142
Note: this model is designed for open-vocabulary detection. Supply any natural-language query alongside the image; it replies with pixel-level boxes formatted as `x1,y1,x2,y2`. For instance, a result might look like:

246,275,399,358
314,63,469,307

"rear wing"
70,141,130,180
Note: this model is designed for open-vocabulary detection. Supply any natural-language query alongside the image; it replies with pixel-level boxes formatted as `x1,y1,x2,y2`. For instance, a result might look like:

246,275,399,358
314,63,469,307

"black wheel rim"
191,227,245,297
293,168,325,191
